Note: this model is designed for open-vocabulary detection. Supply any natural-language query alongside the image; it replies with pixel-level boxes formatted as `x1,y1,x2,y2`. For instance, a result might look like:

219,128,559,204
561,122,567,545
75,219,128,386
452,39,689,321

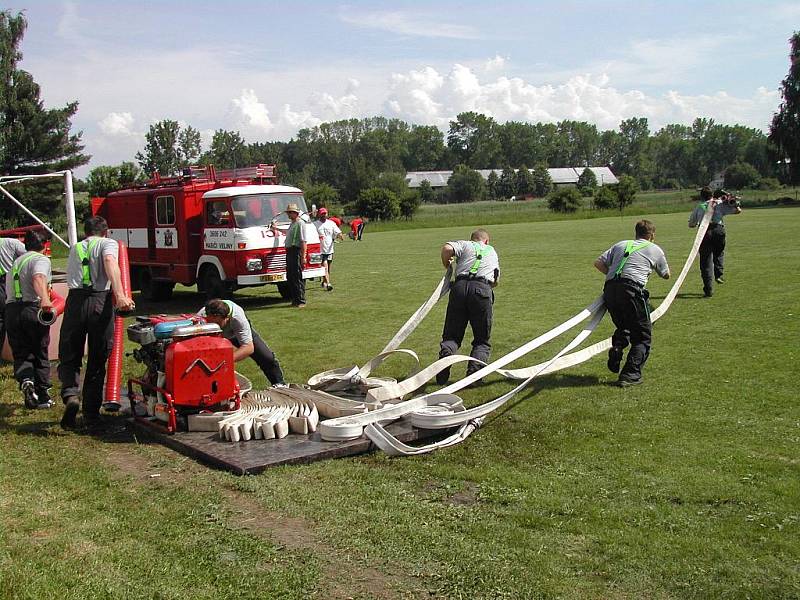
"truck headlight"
308,253,322,265
246,258,263,272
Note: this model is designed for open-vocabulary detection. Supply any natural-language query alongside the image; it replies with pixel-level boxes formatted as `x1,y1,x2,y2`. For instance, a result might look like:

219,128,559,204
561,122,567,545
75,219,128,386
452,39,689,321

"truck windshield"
232,194,308,228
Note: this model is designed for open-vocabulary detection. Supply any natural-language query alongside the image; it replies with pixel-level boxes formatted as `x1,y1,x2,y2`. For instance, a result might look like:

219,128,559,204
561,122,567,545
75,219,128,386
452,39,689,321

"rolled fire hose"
313,202,717,454
36,288,66,326
103,241,133,412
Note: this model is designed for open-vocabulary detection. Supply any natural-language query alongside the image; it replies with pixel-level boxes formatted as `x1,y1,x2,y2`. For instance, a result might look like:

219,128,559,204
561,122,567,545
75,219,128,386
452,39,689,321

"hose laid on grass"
313,204,716,453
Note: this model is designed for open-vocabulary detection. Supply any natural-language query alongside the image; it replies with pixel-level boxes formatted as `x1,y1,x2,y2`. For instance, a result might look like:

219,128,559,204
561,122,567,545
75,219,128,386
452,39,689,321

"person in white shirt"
314,208,343,291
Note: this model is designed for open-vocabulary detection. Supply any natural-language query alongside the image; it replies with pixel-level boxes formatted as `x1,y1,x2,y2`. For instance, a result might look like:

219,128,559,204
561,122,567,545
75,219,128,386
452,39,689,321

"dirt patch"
101,441,427,600
447,482,479,507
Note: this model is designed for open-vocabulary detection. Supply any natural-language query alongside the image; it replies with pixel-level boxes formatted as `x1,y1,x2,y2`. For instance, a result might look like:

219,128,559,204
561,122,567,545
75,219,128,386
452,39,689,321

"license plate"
261,273,285,282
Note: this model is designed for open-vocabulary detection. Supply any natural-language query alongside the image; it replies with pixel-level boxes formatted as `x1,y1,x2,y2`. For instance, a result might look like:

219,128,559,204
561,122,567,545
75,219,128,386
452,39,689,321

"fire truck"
92,165,325,300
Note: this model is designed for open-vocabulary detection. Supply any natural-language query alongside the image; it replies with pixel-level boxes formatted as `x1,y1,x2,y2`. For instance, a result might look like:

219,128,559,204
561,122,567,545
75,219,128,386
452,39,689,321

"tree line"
3,9,799,225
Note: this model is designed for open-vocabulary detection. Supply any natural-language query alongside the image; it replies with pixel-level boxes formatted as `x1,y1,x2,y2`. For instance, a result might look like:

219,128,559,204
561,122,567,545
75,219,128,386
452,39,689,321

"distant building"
405,166,618,189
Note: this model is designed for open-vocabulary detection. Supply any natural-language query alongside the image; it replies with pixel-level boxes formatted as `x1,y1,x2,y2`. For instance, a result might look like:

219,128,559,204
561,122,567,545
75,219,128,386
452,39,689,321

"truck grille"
264,252,286,272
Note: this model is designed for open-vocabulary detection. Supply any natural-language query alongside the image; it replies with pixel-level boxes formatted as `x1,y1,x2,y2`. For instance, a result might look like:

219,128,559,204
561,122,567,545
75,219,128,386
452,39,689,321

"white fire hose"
311,204,716,455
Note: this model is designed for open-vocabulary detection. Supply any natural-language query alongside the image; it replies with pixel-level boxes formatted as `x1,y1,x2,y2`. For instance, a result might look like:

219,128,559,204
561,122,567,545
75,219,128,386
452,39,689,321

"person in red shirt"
349,217,366,241
328,215,342,228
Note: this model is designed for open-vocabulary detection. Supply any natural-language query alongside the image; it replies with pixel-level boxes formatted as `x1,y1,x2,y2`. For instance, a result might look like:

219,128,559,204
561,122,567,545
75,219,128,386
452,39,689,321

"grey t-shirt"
449,240,500,282
689,200,739,227
0,238,26,276
598,239,669,286
66,237,119,291
5,251,51,304
197,301,253,346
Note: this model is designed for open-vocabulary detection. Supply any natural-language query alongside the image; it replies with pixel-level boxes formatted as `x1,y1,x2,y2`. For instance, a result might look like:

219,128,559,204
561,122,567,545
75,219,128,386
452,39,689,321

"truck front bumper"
237,266,326,286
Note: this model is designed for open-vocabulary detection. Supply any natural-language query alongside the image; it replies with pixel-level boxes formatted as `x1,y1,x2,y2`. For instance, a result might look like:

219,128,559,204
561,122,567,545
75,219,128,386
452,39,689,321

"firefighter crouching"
59,216,135,431
5,230,54,409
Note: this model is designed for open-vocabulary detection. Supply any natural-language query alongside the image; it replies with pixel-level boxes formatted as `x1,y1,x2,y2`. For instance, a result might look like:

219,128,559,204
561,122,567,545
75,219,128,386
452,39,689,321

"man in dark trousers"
198,298,286,387
594,219,671,387
278,203,307,308
5,230,53,409
0,235,26,354
59,216,135,430
689,187,742,297
437,229,500,385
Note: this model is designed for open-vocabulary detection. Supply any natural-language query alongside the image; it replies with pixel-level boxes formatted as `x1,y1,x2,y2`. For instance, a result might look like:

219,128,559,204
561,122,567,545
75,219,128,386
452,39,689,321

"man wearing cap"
278,203,307,307
0,235,26,354
436,229,500,385
59,216,135,430
689,187,742,298
5,230,54,409
314,208,343,291
198,298,286,387
594,219,671,387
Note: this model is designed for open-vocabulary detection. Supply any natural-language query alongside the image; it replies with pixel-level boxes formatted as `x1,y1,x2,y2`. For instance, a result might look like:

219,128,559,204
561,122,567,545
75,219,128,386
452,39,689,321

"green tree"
577,167,598,196
404,125,446,170
724,162,762,189
547,187,582,213
486,170,500,200
399,190,421,220
356,187,399,220
136,120,181,176
205,129,248,169
447,112,502,168
514,164,534,196
769,31,800,184
531,163,553,197
418,179,436,203
374,171,408,197
446,164,486,203
304,182,339,210
498,165,516,199
612,175,639,210
592,185,618,209
178,125,202,167
86,161,143,197
0,11,89,219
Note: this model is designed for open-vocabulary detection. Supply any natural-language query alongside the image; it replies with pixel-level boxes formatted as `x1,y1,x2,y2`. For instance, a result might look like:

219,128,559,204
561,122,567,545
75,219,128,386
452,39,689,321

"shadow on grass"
650,292,707,300
132,289,287,316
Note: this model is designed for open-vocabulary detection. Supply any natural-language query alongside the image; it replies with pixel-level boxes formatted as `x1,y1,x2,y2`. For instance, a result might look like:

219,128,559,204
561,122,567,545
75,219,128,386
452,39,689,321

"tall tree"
514,164,534,196
136,119,181,176
769,31,800,184
447,112,502,168
447,164,486,203
178,125,202,167
498,165,516,199
206,129,248,169
0,10,89,219
531,163,553,197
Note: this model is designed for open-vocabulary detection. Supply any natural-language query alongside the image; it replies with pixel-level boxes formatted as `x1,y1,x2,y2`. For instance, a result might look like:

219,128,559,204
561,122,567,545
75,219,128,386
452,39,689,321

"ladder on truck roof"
147,164,279,188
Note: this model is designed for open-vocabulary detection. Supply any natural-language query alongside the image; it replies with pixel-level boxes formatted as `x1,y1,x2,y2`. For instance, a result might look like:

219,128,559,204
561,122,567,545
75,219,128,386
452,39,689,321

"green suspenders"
469,242,494,277
614,240,652,277
0,239,6,277
76,238,100,288
12,252,42,300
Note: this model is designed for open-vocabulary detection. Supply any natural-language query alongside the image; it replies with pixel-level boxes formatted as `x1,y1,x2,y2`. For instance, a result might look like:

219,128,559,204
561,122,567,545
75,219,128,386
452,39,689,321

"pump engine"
127,314,241,432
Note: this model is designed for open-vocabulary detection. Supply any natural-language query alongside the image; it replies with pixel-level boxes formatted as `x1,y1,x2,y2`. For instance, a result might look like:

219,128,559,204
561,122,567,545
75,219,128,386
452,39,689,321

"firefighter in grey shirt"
437,228,500,385
0,236,26,352
59,216,135,430
594,219,670,387
199,298,286,387
5,231,54,408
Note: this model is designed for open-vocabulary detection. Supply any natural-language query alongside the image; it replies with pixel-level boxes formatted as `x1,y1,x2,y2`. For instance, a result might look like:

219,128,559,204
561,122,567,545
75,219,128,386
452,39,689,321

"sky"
7,0,800,177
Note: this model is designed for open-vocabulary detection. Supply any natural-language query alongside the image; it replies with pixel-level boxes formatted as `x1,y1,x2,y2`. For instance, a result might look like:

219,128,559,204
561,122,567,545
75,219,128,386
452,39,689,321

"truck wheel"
139,270,174,301
201,266,228,300
276,281,292,300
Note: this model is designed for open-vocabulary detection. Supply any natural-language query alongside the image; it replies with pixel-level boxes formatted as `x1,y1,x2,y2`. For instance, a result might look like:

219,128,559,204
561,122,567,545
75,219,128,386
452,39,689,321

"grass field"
1,206,799,599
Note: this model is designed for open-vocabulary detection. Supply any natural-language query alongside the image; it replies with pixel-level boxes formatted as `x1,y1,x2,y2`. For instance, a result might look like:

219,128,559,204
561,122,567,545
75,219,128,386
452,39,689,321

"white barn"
405,166,618,188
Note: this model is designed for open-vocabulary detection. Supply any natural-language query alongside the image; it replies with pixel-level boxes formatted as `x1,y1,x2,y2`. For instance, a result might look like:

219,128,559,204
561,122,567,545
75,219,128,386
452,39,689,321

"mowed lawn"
1,207,798,599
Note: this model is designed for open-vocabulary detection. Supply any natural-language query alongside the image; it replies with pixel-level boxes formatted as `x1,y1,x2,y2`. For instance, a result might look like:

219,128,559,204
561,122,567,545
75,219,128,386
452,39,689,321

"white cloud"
230,89,274,134
55,1,90,45
484,54,508,71
385,63,779,132
338,8,481,40
99,112,135,136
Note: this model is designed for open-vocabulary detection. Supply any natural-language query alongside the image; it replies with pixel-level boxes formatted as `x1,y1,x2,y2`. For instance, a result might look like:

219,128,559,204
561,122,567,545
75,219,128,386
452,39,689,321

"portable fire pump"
127,314,241,433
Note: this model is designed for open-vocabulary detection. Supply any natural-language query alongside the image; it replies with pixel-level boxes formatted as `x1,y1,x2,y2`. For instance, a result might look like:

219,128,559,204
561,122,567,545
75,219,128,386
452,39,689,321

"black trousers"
232,330,285,385
5,302,50,391
603,278,652,381
439,278,494,375
0,274,7,352
356,223,365,240
285,246,305,305
57,289,114,416
699,224,726,295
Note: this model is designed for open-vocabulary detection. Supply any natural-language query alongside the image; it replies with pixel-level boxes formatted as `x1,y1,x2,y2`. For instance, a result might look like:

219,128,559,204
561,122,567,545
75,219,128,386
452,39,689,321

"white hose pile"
311,204,717,455
218,392,319,442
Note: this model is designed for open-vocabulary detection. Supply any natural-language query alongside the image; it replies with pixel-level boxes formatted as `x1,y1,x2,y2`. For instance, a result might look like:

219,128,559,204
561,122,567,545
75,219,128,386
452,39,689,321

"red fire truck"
92,165,325,300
